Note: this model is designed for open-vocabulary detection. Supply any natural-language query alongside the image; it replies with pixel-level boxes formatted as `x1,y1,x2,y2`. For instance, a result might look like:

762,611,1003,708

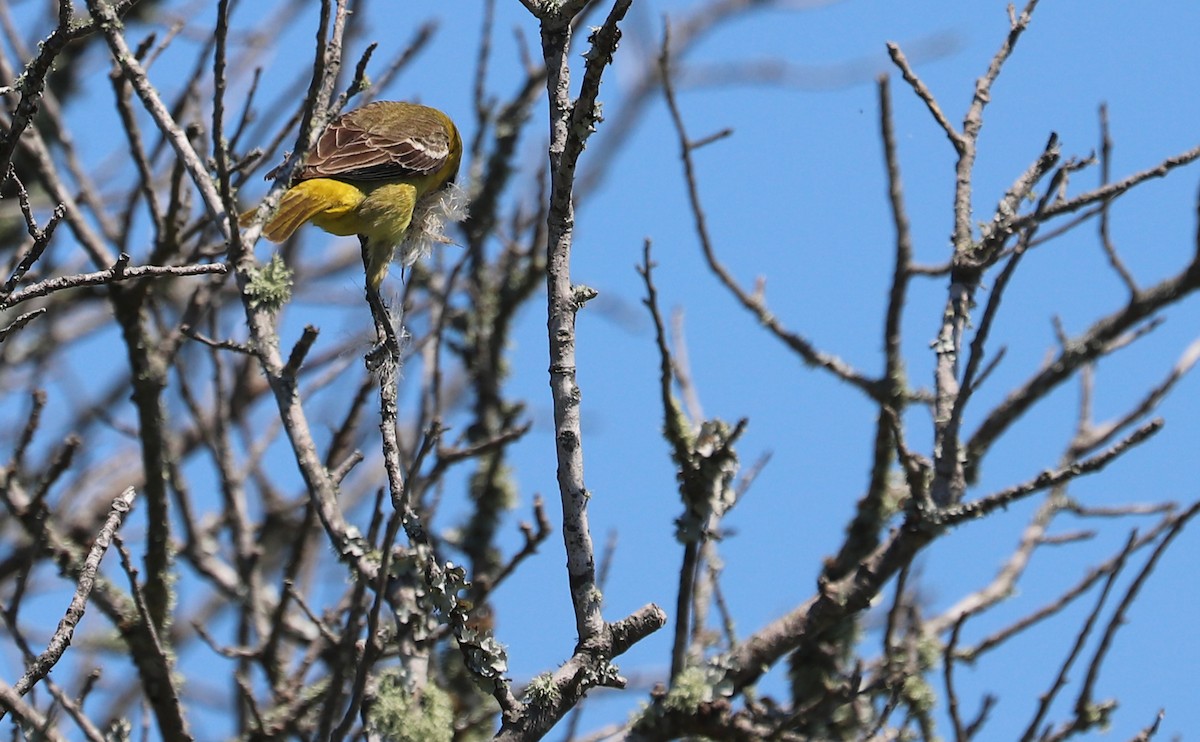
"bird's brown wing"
296,102,452,183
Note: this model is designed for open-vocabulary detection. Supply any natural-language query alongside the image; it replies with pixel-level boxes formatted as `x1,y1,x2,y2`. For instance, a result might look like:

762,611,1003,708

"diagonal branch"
7,487,136,699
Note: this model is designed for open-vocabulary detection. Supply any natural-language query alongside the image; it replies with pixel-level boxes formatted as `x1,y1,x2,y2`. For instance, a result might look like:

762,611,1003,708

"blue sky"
9,0,1200,738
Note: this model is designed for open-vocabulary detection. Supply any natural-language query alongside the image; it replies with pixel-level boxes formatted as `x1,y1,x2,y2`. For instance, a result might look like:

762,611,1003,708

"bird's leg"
361,237,402,370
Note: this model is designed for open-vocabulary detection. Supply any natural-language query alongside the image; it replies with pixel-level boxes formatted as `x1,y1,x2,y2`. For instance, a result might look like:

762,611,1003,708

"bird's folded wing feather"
299,113,450,182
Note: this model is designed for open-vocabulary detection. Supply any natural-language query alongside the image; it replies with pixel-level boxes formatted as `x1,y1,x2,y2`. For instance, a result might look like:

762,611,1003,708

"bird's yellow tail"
240,179,365,243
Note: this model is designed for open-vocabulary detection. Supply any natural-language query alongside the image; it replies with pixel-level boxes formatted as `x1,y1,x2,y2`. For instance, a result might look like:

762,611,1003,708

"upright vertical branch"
109,276,172,629
534,0,632,643
893,0,1041,506
541,15,598,642
492,4,668,739
825,75,914,578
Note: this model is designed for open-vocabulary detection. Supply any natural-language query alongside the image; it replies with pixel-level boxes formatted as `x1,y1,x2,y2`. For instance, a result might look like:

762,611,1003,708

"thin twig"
1,258,227,309
943,420,1161,526
662,21,883,401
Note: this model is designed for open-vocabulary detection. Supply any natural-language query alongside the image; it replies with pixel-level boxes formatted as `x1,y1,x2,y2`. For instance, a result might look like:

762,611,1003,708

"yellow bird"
243,101,463,289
